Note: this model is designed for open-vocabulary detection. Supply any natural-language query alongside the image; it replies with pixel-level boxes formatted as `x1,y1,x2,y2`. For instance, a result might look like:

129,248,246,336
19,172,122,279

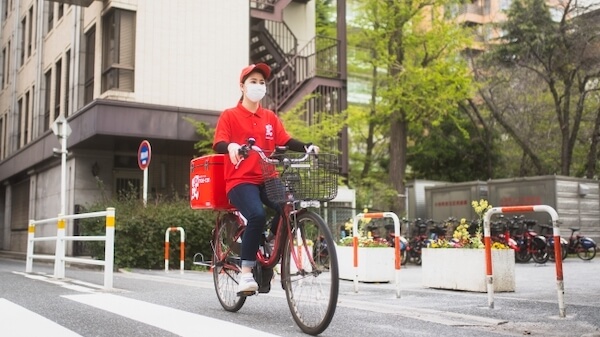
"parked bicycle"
563,227,597,261
205,138,340,335
511,217,548,264
406,218,432,265
539,223,569,262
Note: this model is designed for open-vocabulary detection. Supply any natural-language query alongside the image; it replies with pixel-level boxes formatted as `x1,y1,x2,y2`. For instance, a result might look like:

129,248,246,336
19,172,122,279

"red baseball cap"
240,63,271,83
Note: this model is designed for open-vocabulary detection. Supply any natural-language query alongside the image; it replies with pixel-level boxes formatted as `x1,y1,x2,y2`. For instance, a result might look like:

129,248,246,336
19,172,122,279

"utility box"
487,175,599,239
406,180,446,220
425,181,489,222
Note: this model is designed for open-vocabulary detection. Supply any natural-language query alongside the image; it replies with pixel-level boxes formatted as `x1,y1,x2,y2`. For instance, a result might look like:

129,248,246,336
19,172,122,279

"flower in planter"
429,199,508,249
338,209,391,248
339,236,390,248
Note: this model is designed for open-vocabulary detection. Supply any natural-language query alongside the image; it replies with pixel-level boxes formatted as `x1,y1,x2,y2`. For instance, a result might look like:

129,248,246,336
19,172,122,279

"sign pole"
143,167,148,207
60,120,67,216
138,140,152,207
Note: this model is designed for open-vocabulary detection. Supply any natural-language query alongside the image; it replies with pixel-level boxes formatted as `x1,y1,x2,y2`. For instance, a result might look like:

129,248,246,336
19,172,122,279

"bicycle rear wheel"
281,211,339,336
213,213,246,312
576,243,597,260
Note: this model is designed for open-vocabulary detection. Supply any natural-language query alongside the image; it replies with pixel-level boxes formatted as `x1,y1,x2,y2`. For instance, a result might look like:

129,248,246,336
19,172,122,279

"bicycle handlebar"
235,137,316,168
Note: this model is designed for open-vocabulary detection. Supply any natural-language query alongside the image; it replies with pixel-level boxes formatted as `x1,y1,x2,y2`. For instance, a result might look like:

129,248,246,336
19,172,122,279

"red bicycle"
190,138,339,335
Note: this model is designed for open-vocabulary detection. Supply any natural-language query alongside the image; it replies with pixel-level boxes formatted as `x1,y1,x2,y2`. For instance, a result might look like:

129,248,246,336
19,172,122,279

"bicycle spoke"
213,214,246,312
281,211,338,336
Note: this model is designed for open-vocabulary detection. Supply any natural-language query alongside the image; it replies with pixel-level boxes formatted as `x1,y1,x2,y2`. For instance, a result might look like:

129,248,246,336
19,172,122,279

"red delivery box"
189,154,234,210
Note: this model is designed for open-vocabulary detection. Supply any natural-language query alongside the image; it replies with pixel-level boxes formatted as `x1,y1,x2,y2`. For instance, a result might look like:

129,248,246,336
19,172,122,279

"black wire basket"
261,153,339,204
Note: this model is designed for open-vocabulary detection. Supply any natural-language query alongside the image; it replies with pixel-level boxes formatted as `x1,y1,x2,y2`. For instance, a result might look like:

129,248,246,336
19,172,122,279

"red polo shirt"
213,102,291,193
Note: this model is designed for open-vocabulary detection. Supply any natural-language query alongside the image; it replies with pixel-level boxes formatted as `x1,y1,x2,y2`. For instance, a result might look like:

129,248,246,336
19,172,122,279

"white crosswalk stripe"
63,293,280,337
2,293,281,337
0,298,82,337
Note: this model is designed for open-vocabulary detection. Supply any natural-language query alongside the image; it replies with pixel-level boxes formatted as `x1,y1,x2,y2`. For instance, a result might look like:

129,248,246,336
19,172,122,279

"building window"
20,17,26,67
5,41,10,87
2,0,8,21
28,6,34,57
84,26,95,105
58,3,64,20
17,97,22,149
47,2,54,33
1,47,5,89
24,91,29,144
44,69,51,131
102,8,135,92
0,115,4,159
55,59,61,118
65,50,70,116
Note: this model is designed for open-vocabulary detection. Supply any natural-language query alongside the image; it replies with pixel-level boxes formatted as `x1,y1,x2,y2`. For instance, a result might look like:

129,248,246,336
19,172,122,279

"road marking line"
63,293,281,337
338,298,507,326
13,271,101,293
0,298,82,337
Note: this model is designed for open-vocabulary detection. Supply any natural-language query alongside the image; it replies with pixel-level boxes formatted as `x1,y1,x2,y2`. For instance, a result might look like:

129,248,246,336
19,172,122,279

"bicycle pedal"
237,290,257,297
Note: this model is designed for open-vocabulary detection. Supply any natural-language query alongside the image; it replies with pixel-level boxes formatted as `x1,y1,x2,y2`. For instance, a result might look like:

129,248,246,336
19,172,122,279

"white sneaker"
237,273,258,293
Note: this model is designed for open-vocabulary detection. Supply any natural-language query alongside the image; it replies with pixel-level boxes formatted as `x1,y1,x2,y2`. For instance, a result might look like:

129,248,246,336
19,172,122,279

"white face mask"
245,83,266,102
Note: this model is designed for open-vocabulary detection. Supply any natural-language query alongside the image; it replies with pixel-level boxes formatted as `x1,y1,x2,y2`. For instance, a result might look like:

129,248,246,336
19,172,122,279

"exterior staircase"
249,0,347,174
249,0,345,115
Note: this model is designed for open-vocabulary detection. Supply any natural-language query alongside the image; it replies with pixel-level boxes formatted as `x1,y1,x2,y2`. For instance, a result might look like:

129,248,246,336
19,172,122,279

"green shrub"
78,195,216,270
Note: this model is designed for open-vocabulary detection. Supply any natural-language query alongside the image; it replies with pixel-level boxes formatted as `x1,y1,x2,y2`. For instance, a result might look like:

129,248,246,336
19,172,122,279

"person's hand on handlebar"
305,144,320,154
227,143,242,165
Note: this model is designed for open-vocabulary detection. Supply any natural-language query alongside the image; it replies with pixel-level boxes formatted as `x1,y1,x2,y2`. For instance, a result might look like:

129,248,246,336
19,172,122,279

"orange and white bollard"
483,205,564,317
165,227,185,274
352,212,402,298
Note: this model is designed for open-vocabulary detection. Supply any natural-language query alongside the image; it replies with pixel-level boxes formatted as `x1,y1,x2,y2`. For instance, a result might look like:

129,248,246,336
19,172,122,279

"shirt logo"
265,124,274,140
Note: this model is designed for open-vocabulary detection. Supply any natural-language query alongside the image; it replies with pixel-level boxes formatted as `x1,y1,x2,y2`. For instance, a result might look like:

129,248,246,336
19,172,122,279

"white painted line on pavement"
13,271,100,293
338,298,508,326
63,293,281,337
0,298,82,337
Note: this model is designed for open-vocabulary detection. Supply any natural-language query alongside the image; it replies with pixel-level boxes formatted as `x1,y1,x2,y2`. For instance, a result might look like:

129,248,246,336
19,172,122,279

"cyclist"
213,63,319,294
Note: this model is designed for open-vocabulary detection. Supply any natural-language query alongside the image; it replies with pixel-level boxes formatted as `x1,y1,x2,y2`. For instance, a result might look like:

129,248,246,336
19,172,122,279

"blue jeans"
228,183,281,268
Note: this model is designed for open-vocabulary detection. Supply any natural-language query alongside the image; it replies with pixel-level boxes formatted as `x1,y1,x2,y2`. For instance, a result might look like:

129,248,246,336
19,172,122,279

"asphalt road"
1,255,599,337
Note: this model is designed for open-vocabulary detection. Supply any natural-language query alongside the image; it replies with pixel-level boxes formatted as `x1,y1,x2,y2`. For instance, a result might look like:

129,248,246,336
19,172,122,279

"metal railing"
26,208,116,289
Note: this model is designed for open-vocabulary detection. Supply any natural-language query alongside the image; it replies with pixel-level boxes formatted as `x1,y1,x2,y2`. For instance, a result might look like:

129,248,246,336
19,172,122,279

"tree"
351,0,474,214
483,0,600,177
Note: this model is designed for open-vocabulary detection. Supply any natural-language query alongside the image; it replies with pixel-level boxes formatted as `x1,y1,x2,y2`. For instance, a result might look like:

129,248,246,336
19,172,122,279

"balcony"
46,0,96,7
454,4,485,24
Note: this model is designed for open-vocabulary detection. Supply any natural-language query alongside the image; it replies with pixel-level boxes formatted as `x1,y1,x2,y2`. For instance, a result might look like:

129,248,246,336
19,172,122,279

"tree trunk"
585,106,600,178
389,114,407,215
361,62,378,180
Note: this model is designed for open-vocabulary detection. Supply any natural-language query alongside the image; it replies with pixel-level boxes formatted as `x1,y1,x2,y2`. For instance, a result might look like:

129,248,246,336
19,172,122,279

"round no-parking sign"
138,140,152,170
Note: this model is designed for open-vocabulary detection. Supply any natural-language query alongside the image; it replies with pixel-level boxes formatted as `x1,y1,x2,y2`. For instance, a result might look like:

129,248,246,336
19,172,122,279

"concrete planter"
422,248,515,292
337,245,395,282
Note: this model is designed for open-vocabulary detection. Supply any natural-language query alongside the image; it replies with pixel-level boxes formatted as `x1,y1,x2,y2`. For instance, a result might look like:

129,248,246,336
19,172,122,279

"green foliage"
183,117,215,156
347,0,475,211
78,195,215,270
279,94,348,154
407,116,499,182
479,0,600,177
316,0,336,38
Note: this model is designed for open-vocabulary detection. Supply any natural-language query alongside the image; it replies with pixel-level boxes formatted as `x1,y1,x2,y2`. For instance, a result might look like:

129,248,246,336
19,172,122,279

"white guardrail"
25,207,116,289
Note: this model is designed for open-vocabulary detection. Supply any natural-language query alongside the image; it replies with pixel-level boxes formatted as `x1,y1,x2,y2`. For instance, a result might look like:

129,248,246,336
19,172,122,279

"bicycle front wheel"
213,213,246,312
281,211,339,336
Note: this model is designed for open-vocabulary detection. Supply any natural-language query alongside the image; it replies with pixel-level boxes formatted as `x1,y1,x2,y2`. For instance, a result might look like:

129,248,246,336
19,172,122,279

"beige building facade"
0,0,348,253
